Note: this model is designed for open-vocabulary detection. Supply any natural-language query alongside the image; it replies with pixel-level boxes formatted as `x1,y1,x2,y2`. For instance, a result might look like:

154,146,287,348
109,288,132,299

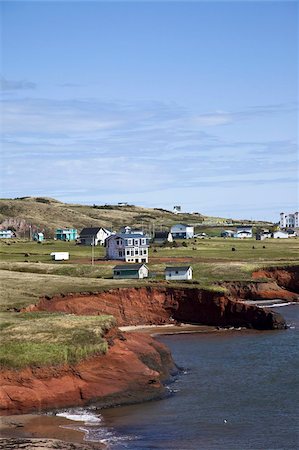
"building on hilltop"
280,212,299,228
79,227,113,246
105,230,149,263
170,223,194,239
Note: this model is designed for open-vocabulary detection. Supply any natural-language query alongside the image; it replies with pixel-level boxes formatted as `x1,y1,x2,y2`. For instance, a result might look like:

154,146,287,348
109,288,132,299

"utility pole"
91,236,95,266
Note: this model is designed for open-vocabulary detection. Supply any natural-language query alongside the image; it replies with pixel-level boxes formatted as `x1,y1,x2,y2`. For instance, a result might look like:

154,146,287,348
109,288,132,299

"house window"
175,271,179,274
134,239,139,246
135,249,138,255
131,250,134,256
126,250,130,255
142,238,146,245
116,271,120,275
119,251,122,257
143,249,147,255
128,239,132,245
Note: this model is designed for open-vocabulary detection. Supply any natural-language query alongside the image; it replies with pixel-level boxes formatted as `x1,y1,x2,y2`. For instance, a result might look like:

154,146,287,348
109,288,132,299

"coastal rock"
0,438,100,449
252,266,299,294
0,331,175,415
220,280,299,302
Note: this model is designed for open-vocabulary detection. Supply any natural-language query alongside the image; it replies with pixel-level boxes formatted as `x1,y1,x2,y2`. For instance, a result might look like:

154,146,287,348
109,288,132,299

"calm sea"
58,305,299,450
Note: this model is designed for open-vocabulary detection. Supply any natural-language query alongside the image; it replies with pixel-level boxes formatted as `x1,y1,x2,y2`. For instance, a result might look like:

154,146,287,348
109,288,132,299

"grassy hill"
0,197,273,237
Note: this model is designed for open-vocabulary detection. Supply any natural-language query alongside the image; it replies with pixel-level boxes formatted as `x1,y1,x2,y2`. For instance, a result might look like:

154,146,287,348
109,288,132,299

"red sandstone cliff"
252,266,299,294
25,286,286,330
3,267,297,415
0,330,175,415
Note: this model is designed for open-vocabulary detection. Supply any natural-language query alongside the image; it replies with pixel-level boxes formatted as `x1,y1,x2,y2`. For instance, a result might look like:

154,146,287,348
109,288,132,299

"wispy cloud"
0,76,37,91
1,95,297,219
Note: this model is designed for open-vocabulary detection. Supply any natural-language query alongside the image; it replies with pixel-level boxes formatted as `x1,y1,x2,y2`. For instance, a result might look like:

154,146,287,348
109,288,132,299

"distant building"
55,228,78,241
280,212,299,228
50,252,69,261
173,205,181,214
272,231,289,239
105,230,149,263
79,227,112,246
119,226,144,235
33,232,44,242
234,226,253,239
118,202,128,207
113,264,149,279
221,230,235,238
285,229,297,237
165,266,193,281
171,223,194,239
0,230,15,239
256,229,272,240
153,231,173,244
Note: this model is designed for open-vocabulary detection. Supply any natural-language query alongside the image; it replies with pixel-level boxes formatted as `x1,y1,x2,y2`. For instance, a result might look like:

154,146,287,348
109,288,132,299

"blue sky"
0,0,298,221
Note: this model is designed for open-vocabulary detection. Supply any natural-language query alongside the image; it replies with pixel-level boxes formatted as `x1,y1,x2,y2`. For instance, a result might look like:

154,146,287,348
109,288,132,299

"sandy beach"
0,414,105,449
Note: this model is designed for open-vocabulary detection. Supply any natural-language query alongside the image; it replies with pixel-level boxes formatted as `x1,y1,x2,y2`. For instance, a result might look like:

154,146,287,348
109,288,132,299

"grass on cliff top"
0,238,298,311
0,312,115,369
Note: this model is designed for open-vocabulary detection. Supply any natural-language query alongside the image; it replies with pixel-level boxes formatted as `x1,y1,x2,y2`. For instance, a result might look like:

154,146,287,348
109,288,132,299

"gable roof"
79,227,101,237
113,264,148,271
107,232,145,240
165,266,192,272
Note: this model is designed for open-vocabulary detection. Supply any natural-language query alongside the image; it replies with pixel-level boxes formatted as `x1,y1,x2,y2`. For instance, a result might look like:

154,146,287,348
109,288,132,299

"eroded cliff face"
0,330,175,415
252,266,299,294
26,286,286,330
4,267,297,415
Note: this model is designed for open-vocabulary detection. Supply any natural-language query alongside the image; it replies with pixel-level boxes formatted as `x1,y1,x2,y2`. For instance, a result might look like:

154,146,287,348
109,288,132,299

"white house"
119,226,144,235
173,205,181,214
165,266,193,281
50,252,69,261
105,231,149,263
272,231,289,239
171,223,194,239
153,231,173,244
221,230,235,238
113,264,149,279
280,212,299,228
79,227,113,246
0,229,15,239
234,226,253,238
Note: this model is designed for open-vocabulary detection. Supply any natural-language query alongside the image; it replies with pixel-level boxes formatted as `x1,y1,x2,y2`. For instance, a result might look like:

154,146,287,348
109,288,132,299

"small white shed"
113,264,149,279
165,266,193,281
50,252,69,261
272,231,289,239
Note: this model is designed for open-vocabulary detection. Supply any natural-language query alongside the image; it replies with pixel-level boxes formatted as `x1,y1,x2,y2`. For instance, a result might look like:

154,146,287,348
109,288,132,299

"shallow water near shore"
58,305,299,450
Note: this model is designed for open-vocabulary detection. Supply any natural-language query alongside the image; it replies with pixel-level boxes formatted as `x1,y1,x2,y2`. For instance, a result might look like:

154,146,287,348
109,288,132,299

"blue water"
62,306,299,450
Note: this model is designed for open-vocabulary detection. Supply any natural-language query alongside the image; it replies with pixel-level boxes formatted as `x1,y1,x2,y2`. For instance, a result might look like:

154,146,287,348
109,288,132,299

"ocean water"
58,305,299,450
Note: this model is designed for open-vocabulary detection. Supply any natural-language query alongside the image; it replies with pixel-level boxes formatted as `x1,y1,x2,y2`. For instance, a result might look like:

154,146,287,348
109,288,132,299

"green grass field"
0,312,115,368
0,237,298,369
